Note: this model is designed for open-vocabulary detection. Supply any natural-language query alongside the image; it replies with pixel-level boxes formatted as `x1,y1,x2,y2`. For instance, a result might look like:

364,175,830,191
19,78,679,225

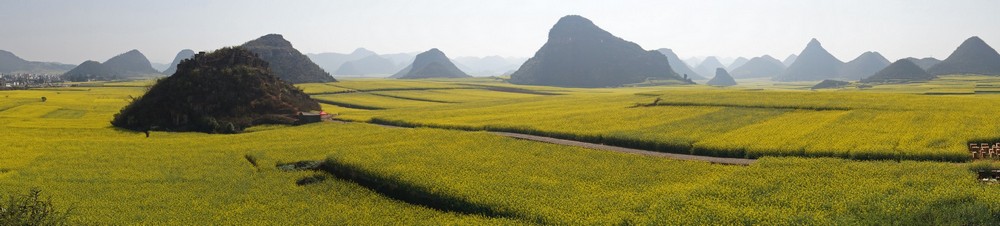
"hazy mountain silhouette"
730,55,786,79
0,50,75,74
150,62,169,72
726,57,749,71
307,48,378,74
62,61,119,81
241,34,335,83
111,47,320,134
863,59,935,83
392,48,469,79
163,49,195,75
706,68,737,86
839,51,890,80
927,36,1000,76
452,56,526,76
510,15,685,87
775,39,844,81
782,54,798,67
904,57,941,70
102,49,161,76
62,49,162,81
695,57,725,79
684,57,702,69
656,48,704,80
380,52,417,69
334,54,397,75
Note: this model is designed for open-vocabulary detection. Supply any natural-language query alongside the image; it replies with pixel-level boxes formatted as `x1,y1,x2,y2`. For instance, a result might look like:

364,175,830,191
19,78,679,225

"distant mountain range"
241,34,335,83
308,49,524,77
928,36,1000,76
695,57,726,79
392,48,469,79
510,15,686,87
863,59,935,83
0,50,76,74
730,55,785,79
775,39,844,81
452,56,526,76
163,49,195,75
656,48,705,80
839,51,890,80
62,49,162,81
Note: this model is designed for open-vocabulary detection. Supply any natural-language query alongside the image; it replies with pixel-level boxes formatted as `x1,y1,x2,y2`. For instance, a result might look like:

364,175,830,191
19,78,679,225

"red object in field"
320,111,328,115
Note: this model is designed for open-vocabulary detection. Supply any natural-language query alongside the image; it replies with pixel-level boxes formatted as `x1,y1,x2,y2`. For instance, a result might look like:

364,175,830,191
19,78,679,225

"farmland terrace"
1,76,999,224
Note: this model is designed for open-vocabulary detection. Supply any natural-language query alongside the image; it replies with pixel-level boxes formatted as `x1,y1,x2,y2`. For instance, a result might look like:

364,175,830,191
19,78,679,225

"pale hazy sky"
1,0,998,65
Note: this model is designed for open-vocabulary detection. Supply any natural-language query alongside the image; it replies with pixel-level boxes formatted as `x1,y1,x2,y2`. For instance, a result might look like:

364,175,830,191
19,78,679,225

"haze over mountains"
163,49,195,75
694,57,726,79
775,39,844,81
863,59,935,83
240,34,335,83
927,36,1000,76
730,55,786,79
62,49,162,81
306,48,524,77
391,48,469,79
726,57,749,71
510,15,686,87
656,48,704,80
706,68,737,86
0,50,76,74
839,51,890,80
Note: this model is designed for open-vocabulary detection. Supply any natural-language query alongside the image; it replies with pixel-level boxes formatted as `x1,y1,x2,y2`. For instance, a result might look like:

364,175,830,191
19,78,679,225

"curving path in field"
333,119,756,165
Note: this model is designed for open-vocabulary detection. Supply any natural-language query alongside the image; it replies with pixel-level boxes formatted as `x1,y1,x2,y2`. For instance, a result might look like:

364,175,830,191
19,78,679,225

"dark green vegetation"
391,48,470,79
706,68,737,86
775,39,844,81
241,34,336,83
730,55,786,78
510,15,687,87
863,59,935,83
0,50,75,74
1,189,74,226
62,50,162,82
162,49,195,75
811,79,850,89
928,36,1000,76
111,47,320,133
657,48,705,80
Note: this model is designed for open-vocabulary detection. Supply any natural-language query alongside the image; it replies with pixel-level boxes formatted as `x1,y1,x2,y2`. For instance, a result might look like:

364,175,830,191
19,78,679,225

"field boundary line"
334,119,755,165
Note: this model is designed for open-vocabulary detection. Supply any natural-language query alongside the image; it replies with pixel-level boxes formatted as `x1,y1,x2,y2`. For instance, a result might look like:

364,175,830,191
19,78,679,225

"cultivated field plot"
1,85,999,224
325,76,1000,161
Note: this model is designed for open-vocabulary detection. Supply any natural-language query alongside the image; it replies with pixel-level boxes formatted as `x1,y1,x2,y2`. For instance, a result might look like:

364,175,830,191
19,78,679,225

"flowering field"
1,77,999,224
